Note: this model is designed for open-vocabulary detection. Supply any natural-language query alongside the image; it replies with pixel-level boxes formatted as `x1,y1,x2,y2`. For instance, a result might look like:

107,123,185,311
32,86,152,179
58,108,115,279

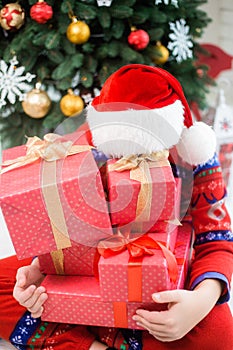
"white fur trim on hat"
87,100,184,158
176,122,217,165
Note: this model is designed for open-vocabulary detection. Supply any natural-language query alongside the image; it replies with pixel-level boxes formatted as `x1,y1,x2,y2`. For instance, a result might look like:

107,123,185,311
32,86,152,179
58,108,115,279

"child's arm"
133,278,222,342
134,153,233,342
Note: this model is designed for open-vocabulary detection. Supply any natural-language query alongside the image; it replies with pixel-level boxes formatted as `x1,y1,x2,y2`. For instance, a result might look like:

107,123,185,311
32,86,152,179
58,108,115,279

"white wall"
200,0,233,55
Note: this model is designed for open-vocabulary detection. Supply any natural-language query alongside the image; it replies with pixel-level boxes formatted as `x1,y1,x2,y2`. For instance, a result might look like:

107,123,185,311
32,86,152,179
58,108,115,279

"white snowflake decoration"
155,0,178,7
168,19,193,62
0,56,36,108
81,93,93,104
96,0,113,6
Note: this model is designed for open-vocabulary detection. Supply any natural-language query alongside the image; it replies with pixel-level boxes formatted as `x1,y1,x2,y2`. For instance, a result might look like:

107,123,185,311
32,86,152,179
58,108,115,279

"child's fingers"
13,284,36,304
17,286,46,308
31,306,44,319
15,267,28,288
27,293,48,316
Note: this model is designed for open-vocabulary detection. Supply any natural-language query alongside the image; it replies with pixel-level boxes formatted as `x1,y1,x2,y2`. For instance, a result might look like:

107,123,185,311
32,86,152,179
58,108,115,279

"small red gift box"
41,223,192,329
107,156,178,229
98,231,179,303
0,131,113,259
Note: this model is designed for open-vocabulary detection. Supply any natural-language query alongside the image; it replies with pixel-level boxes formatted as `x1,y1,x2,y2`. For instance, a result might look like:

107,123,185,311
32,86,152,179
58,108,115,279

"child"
2,64,233,349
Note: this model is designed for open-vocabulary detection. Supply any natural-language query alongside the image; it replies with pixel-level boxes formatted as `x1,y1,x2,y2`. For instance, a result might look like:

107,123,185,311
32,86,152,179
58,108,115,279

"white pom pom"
176,122,217,165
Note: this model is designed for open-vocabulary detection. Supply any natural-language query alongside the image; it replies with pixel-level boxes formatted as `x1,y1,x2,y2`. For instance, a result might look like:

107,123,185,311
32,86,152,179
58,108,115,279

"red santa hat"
87,64,216,165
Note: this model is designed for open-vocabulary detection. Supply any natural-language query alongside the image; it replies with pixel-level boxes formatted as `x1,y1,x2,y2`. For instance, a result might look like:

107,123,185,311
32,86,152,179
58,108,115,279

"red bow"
98,231,178,282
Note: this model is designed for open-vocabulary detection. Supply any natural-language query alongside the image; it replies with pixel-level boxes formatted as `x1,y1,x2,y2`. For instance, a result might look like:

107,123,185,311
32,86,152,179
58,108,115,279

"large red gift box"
107,157,178,229
0,131,113,259
41,223,193,329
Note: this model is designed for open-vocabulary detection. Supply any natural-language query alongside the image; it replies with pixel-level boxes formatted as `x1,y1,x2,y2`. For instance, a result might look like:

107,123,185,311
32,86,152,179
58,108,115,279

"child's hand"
133,279,222,342
13,258,47,318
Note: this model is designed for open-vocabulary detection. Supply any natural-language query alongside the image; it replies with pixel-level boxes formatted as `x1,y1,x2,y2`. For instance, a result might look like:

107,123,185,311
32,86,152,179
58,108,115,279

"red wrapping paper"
139,178,182,252
107,158,177,228
0,131,113,259
98,231,178,302
41,223,192,329
38,241,98,276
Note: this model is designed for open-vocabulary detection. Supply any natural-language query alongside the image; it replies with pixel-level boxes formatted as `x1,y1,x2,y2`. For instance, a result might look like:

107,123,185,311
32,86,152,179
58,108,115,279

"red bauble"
128,28,150,51
0,3,25,30
30,0,53,24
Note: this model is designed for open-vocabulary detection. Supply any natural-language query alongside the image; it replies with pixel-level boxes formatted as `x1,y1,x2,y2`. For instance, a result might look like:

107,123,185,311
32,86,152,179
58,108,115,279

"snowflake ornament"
81,92,93,104
0,56,36,108
96,0,113,6
155,0,178,7
168,19,193,62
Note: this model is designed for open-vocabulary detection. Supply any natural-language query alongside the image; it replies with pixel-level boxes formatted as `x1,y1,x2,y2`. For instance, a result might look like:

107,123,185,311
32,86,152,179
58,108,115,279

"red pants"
0,255,232,349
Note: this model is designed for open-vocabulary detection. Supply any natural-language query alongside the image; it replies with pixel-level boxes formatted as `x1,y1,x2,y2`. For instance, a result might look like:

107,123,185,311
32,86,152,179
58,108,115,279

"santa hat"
87,64,216,165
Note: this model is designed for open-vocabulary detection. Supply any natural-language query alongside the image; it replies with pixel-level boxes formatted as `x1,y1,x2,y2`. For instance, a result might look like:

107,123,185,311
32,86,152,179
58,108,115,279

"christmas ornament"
22,82,52,118
30,0,53,24
0,56,36,109
66,17,90,45
151,42,169,65
168,19,193,63
60,89,84,117
96,0,113,6
0,2,25,30
128,27,150,51
155,0,178,7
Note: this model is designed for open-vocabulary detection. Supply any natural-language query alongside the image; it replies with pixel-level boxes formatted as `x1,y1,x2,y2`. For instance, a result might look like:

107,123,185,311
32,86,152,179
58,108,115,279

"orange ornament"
151,42,169,65
60,89,84,117
66,17,90,44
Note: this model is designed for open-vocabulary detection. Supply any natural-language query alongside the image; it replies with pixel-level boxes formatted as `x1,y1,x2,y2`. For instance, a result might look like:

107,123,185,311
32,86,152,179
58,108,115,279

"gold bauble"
151,42,169,65
22,83,51,118
66,17,90,44
60,89,84,117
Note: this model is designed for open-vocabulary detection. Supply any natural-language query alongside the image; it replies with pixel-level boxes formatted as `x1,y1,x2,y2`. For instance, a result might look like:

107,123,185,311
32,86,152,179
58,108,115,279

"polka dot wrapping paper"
41,223,193,329
0,131,113,259
98,231,178,303
106,159,178,228
38,241,98,276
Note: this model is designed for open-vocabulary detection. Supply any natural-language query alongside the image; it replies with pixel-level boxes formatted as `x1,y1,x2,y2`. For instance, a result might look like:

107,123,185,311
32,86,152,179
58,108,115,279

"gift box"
139,177,182,250
107,156,178,229
38,240,98,276
38,223,178,277
0,131,113,259
98,231,179,303
41,223,193,329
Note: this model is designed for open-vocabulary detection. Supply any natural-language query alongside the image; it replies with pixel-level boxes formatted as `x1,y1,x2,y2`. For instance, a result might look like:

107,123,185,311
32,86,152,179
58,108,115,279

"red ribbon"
97,231,178,286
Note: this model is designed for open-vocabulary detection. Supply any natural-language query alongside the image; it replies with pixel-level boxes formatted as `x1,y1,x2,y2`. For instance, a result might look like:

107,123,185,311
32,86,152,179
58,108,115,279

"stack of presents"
1,129,193,329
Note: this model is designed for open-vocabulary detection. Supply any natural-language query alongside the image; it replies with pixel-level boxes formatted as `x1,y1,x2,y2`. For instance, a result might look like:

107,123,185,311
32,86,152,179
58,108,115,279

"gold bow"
1,133,94,174
108,150,170,223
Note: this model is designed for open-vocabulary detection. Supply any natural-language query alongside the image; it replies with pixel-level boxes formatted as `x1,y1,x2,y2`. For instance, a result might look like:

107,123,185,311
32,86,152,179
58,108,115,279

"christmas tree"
0,0,212,149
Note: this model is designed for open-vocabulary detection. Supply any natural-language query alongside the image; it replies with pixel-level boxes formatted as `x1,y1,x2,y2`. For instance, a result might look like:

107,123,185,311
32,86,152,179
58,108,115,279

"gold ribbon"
108,150,170,223
50,249,65,275
1,133,94,252
1,133,94,174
